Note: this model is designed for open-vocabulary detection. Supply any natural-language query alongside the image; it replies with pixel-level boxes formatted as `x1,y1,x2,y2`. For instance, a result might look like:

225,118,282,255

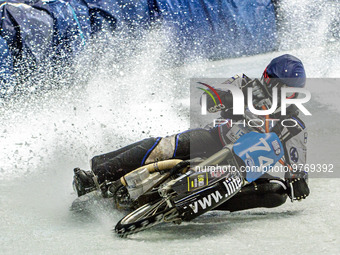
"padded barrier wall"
0,0,277,97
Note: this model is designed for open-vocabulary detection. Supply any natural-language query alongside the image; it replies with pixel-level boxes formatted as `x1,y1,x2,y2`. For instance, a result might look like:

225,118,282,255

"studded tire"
115,198,176,237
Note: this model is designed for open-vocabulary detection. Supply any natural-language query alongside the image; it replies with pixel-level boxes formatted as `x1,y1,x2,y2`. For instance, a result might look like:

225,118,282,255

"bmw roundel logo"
245,157,255,167
289,147,299,163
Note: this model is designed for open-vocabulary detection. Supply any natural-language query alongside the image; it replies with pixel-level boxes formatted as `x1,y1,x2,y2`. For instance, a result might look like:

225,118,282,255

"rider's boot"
73,168,99,197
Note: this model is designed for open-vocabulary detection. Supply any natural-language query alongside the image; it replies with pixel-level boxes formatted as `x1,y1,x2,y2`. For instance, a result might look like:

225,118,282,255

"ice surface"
0,1,340,254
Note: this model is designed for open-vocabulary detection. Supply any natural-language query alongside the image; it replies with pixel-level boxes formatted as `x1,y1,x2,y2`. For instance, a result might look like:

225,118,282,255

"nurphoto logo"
200,84,311,116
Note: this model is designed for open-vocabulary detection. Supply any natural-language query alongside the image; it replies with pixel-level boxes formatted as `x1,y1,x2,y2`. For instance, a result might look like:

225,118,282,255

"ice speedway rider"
73,54,310,212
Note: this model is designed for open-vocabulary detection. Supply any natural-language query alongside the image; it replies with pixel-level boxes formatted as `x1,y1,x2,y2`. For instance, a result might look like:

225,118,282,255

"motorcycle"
71,131,286,237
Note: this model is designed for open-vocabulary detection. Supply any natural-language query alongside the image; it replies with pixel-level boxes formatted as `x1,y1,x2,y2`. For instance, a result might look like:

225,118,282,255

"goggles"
262,70,297,99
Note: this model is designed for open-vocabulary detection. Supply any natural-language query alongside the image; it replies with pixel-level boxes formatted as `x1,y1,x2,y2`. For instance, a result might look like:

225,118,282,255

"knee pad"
144,129,219,164
144,134,177,164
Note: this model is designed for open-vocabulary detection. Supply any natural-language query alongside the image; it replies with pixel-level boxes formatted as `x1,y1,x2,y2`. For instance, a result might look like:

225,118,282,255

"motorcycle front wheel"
115,198,179,237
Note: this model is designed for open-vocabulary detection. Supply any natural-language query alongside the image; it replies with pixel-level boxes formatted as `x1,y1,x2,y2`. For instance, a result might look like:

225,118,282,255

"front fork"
158,145,244,222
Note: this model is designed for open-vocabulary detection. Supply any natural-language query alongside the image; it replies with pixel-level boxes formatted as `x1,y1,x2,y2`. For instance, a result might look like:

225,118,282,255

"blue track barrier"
0,0,277,96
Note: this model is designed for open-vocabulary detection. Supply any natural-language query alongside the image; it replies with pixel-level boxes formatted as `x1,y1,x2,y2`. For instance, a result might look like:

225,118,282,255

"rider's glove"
285,170,310,201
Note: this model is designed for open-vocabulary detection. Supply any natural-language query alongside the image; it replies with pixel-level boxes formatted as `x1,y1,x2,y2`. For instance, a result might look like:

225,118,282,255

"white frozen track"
1,1,340,253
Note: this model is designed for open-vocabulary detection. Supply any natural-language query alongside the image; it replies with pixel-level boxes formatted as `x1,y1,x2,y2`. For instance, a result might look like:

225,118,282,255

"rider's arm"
280,117,310,201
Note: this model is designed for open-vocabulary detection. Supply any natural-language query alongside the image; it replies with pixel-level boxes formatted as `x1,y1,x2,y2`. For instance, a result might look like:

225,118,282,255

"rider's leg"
214,174,288,211
74,128,219,196
91,137,161,184
91,128,220,184
73,138,160,197
91,139,153,171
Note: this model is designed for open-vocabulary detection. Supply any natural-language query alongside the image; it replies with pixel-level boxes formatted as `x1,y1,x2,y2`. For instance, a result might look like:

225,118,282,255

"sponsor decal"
187,173,208,191
188,177,242,214
290,147,299,163
210,170,222,178
271,139,281,155
245,157,255,167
